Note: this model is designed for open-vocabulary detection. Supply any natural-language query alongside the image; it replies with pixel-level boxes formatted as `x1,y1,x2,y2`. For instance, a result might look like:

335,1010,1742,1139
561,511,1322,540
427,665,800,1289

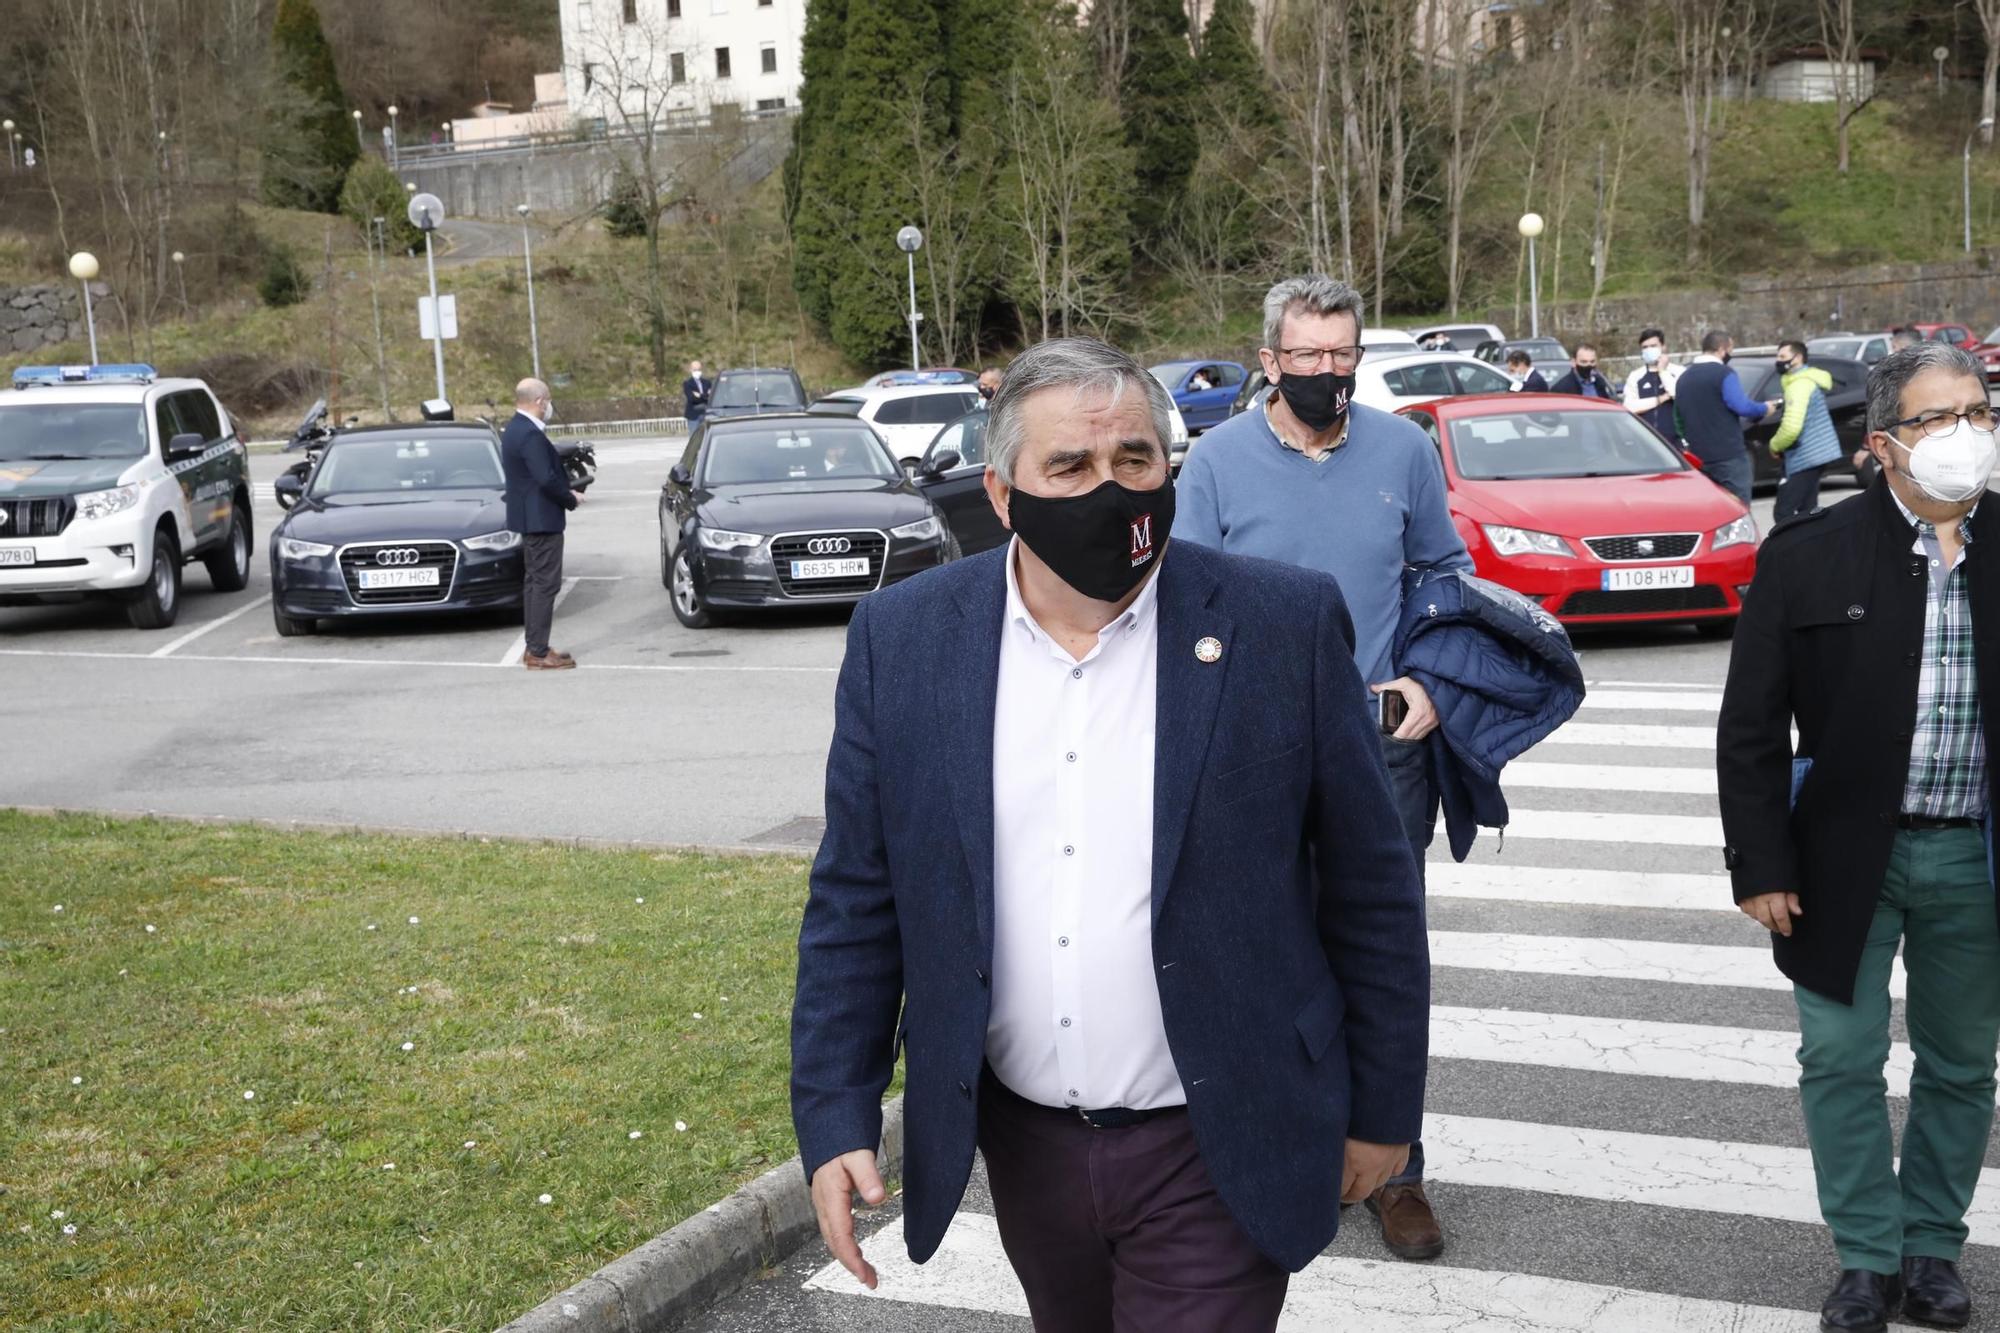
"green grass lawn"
0,812,816,1331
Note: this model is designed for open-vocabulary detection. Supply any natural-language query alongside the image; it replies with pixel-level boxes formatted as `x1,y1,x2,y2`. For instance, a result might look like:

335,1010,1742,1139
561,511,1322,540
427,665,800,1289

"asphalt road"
435,217,546,266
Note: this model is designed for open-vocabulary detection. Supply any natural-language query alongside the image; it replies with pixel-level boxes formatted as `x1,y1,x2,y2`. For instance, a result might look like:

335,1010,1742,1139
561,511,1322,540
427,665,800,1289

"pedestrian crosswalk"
776,678,1986,1331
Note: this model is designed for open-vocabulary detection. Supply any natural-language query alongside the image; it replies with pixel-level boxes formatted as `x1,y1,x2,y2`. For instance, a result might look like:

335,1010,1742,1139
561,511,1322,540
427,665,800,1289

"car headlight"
698,527,766,552
1712,515,1758,550
890,515,942,542
75,484,141,522
1481,524,1574,558
277,536,335,561
463,529,522,552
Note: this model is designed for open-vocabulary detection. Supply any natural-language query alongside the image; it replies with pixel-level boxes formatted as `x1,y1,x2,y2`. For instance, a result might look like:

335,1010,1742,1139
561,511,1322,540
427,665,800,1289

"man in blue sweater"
1674,329,1776,506
1177,274,1472,1263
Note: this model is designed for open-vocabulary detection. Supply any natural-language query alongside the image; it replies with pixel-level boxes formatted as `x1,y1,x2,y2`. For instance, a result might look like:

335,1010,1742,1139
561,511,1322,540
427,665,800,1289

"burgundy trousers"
976,1074,1290,1333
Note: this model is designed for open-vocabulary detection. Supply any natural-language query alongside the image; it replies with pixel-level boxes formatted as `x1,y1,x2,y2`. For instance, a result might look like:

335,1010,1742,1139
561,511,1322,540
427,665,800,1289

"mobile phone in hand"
1378,689,1409,735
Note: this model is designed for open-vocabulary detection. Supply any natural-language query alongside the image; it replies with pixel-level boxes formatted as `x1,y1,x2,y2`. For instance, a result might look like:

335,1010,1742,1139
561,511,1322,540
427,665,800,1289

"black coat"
500,411,575,535
682,375,712,420
1549,367,1616,398
1717,478,2000,1003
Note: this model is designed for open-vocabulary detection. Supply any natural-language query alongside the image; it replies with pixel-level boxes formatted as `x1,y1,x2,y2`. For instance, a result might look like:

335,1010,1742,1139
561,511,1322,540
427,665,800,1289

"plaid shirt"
1895,492,1987,819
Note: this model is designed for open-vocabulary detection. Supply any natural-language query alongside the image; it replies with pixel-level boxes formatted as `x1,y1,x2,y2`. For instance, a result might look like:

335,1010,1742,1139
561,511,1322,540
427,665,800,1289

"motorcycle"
273,398,333,511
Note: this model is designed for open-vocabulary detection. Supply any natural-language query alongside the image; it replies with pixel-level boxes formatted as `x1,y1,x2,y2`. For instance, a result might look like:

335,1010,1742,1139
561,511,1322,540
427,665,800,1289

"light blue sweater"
1175,401,1473,685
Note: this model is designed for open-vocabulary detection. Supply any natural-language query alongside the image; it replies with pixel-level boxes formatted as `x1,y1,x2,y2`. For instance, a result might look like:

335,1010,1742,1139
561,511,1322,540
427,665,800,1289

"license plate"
357,567,440,590
0,547,33,567
790,557,871,580
1601,565,1694,592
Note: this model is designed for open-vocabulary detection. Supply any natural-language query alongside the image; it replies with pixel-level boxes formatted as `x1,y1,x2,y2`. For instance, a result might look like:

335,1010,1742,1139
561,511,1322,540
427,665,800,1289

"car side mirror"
922,450,962,475
167,431,206,462
669,464,692,487
273,473,305,509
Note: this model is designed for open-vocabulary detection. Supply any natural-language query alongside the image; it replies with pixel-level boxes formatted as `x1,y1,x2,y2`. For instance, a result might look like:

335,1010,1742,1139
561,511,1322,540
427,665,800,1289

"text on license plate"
357,567,440,590
0,547,34,567
791,557,871,580
1601,565,1695,592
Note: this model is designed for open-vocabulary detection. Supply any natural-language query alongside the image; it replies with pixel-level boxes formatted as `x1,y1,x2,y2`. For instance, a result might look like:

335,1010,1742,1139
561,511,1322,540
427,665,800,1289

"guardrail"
394,105,798,165
548,417,689,439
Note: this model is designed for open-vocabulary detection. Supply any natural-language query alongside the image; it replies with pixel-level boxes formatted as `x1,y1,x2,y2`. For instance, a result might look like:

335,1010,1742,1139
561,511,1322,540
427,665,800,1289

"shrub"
259,248,311,307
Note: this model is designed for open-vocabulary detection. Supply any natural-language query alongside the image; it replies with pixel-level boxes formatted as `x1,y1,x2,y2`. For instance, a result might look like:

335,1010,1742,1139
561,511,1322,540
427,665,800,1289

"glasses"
1890,406,2000,438
1275,345,1365,373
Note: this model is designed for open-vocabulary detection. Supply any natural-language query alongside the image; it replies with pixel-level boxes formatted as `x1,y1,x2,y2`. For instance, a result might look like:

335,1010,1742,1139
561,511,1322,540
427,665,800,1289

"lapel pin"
1195,636,1223,664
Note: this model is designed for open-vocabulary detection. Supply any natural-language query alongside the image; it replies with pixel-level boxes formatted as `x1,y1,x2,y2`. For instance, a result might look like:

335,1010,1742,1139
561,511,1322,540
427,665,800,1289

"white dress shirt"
986,540,1185,1111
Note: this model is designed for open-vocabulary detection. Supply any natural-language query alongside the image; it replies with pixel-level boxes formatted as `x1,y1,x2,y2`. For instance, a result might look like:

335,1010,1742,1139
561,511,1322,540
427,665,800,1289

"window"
670,52,686,84
872,393,980,426
1449,362,1512,395
758,0,772,6
582,62,598,94
1381,362,1454,399
622,0,637,22
755,97,787,111
715,46,731,79
667,0,681,15
760,43,777,75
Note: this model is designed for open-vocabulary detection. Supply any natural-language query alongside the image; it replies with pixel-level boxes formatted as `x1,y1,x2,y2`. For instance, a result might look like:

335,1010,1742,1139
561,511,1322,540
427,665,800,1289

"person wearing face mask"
977,366,1003,405
1768,340,1843,522
1719,341,2000,1333
1505,348,1548,392
681,359,711,425
1550,342,1614,398
794,336,1430,1333
1675,328,1778,505
1174,274,1471,1261
499,376,581,670
1622,327,1683,442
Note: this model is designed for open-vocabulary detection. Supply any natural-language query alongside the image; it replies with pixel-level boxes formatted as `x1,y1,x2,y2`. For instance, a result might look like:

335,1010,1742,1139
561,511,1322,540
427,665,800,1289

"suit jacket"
499,411,575,535
1717,478,2000,1003
1508,370,1550,393
1549,367,1615,398
682,375,711,420
791,541,1432,1273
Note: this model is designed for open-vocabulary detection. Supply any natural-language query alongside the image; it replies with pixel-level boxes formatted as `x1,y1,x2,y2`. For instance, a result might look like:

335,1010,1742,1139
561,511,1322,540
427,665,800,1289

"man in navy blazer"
792,337,1431,1331
499,377,580,669
682,360,711,425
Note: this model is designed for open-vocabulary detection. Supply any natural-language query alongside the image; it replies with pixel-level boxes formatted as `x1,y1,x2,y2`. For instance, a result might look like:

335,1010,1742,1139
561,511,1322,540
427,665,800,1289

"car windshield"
702,424,896,485
1810,337,1862,359
712,372,804,409
311,434,503,495
1148,364,1195,388
1448,409,1688,481
811,398,866,417
0,402,148,461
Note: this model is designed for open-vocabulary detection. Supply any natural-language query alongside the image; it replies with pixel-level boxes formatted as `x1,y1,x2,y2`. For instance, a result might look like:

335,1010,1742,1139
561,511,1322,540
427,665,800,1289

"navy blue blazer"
500,412,575,534
791,540,1432,1274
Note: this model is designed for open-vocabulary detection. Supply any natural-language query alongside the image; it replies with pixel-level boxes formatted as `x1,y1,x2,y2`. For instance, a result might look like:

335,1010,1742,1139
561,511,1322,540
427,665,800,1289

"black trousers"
1774,464,1826,523
522,531,564,656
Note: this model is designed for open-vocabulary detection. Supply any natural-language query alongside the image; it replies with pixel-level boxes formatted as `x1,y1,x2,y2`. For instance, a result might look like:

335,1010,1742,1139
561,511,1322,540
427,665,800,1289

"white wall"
559,0,807,123
1761,59,1876,106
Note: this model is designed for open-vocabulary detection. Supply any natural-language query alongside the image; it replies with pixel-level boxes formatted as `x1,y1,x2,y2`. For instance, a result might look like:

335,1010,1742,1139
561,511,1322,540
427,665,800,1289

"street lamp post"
517,204,542,380
351,109,365,153
1518,212,1545,339
69,252,100,365
1936,46,1952,100
171,250,186,314
2,120,13,171
1966,117,1996,254
895,225,924,372
386,105,399,166
409,193,448,402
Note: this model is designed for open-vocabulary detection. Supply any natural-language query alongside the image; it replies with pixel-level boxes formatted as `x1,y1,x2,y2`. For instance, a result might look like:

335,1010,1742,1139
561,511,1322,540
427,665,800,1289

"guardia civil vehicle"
0,364,252,629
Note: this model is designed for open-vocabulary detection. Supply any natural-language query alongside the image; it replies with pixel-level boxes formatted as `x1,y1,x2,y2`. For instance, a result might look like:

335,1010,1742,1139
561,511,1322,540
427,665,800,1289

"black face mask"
978,385,996,401
1275,370,1354,432
1009,474,1175,604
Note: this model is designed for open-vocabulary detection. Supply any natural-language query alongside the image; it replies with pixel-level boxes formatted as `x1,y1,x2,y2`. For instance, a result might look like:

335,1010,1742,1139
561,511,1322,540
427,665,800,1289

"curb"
495,1099,904,1333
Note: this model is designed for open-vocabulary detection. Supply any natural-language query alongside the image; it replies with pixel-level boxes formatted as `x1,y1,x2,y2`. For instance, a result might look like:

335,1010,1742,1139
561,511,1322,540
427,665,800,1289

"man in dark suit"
1548,342,1615,398
499,377,580,670
1719,342,2000,1333
682,360,711,425
793,337,1431,1331
1504,349,1548,392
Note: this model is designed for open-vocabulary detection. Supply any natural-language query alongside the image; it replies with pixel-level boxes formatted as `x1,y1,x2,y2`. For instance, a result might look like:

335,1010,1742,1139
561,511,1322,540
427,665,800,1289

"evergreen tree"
261,0,359,214
1118,0,1198,247
939,0,1026,139
601,163,652,240
338,156,422,254
787,0,850,333
1196,0,1275,133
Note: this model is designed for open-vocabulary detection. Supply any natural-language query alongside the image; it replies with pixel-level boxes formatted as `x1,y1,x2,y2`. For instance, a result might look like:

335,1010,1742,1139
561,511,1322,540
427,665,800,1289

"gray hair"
985,337,1176,486
1866,342,1985,436
1261,275,1366,351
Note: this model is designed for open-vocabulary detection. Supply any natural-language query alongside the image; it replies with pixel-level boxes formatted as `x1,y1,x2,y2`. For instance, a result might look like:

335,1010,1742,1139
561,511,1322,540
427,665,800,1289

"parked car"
1473,337,1572,384
1735,354,1872,492
1352,349,1514,411
810,384,985,463
862,368,977,388
1397,392,1756,635
1807,332,1891,366
913,408,1006,557
1904,322,1978,349
1963,325,2000,383
657,413,952,628
268,421,522,636
1408,322,1505,351
1149,359,1246,433
1359,326,1420,353
708,367,808,418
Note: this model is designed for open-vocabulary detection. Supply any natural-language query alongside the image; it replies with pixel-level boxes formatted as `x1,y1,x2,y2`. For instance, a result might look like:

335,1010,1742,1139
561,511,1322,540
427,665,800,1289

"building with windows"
558,0,806,124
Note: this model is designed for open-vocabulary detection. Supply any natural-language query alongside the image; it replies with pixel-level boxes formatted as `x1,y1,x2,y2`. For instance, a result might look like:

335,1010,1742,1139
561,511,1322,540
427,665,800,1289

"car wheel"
670,545,712,629
1696,618,1736,640
272,605,315,636
125,524,182,630
204,505,252,592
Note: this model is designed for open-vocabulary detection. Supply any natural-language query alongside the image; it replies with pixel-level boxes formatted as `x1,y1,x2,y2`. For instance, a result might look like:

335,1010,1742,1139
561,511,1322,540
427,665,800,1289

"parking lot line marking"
1424,863,1730,912
1583,678,1725,691
148,594,273,659
499,577,582,666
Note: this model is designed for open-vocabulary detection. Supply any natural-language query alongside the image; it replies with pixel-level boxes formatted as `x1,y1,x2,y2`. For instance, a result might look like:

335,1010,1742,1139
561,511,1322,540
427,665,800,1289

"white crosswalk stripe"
778,690,1963,1329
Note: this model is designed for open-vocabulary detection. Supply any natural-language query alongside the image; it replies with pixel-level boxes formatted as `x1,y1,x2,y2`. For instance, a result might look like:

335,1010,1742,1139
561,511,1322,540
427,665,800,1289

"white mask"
1640,346,1662,367
1891,417,1999,505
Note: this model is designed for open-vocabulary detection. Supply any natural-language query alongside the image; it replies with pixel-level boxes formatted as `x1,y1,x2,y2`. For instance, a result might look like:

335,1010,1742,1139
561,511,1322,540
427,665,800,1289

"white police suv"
0,364,251,629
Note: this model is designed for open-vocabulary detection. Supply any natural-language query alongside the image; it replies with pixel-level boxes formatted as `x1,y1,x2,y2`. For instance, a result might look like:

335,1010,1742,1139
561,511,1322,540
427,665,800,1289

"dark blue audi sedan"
268,423,524,636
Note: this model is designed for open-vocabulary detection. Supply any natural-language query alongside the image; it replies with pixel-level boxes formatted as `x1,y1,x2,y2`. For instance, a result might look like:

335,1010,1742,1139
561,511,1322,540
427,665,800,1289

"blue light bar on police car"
11,363,158,388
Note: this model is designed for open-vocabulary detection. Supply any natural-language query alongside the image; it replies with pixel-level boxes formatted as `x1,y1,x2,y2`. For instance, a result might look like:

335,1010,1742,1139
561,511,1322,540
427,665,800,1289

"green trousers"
1794,826,2000,1274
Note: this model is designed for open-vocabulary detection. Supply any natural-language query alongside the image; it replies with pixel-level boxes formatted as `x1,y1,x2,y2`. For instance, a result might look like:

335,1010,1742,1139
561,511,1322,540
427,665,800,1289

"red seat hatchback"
1398,393,1759,633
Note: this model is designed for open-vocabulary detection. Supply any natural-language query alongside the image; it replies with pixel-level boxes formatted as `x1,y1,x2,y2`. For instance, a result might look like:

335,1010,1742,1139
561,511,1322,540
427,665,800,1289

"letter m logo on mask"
1130,513,1155,567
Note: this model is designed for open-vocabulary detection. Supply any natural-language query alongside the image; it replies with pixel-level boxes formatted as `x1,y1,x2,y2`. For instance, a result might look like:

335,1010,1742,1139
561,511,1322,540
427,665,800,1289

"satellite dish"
407,192,446,233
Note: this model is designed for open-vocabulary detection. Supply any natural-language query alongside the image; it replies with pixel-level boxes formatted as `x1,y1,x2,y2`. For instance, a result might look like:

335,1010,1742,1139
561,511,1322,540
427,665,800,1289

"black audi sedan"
268,422,523,635
659,412,954,627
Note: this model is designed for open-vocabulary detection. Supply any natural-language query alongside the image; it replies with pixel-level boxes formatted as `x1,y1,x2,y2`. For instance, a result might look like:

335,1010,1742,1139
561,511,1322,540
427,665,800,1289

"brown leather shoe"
522,651,576,670
546,647,575,662
1366,1182,1444,1260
